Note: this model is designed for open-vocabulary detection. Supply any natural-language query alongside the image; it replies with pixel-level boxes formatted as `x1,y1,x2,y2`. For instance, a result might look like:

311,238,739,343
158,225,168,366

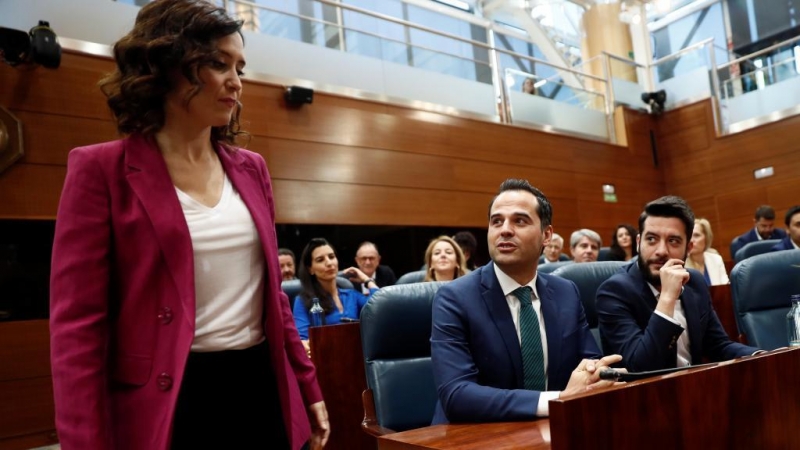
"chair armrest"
361,389,396,437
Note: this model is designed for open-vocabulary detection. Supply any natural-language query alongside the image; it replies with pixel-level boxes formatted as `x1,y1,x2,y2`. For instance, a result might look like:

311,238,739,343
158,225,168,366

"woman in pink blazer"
49,1,329,449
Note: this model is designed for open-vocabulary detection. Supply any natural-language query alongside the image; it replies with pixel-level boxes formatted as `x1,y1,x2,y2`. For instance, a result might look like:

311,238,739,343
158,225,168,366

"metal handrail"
493,47,606,84
602,51,646,68
651,37,714,66
232,0,494,50
230,0,600,80
718,34,800,70
234,2,491,67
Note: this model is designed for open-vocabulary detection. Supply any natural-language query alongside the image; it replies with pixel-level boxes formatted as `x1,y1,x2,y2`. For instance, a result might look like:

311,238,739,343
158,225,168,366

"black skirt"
170,340,289,449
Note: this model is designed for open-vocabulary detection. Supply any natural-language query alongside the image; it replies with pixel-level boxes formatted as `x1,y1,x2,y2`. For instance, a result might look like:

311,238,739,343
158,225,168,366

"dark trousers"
171,340,289,449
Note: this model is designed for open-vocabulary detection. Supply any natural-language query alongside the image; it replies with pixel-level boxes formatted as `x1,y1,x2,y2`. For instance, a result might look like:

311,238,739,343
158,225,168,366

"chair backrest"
538,254,571,264
734,239,780,263
729,236,743,261
731,250,800,350
551,261,628,350
537,260,574,274
395,270,427,285
360,281,445,432
597,247,612,261
281,277,354,305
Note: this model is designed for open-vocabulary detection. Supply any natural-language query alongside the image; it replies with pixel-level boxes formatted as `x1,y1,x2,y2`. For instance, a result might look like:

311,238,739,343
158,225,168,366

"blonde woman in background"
686,218,730,285
424,236,469,282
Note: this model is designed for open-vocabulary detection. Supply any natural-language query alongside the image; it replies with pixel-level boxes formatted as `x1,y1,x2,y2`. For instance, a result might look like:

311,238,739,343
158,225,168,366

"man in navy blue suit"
730,205,787,257
771,205,800,252
596,196,761,372
430,179,622,424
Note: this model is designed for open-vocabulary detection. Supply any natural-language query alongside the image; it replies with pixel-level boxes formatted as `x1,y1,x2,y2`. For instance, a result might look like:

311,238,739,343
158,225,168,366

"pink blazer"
50,134,322,450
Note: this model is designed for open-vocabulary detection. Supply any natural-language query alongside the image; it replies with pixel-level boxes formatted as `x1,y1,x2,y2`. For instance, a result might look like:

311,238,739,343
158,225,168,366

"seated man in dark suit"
431,178,622,424
352,241,397,294
730,205,788,257
771,205,800,252
596,196,762,372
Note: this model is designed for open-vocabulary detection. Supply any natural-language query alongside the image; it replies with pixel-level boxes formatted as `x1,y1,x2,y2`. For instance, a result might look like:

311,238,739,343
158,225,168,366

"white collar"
493,264,540,300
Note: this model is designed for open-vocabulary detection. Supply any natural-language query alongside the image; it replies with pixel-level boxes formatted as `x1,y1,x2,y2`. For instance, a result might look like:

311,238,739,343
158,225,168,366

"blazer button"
157,373,173,391
158,307,173,324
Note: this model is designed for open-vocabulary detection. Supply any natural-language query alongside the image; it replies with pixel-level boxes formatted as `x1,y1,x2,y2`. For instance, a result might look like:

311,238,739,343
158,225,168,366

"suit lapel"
680,284,703,363
480,264,524,385
217,146,283,342
124,134,196,326
537,274,563,386
216,146,276,261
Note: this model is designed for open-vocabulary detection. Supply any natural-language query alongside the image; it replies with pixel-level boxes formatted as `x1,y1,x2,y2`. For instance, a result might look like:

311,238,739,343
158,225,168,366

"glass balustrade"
106,0,800,138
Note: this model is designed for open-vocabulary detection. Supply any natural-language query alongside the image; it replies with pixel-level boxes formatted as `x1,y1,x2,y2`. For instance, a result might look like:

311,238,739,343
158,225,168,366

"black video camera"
0,20,61,68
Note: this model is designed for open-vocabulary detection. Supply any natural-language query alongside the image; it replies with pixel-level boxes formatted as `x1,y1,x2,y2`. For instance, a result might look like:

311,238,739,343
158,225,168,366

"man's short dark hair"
638,196,695,238
453,231,477,254
786,205,800,227
488,178,552,229
278,248,295,260
755,205,776,221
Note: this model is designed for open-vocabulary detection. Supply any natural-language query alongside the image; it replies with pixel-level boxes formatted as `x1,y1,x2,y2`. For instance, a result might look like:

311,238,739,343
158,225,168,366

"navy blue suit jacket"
430,263,601,424
732,228,787,256
771,237,796,252
596,262,758,372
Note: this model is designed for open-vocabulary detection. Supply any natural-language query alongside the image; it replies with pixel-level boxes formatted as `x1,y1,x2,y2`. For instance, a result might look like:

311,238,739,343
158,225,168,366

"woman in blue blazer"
293,238,378,353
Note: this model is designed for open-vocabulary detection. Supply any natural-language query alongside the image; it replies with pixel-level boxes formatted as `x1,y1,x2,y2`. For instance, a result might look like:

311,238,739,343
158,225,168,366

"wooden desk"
708,284,740,342
378,349,800,450
309,322,375,450
377,420,552,450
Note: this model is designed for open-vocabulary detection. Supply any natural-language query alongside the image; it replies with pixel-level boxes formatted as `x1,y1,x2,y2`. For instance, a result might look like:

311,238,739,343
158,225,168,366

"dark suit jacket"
430,263,600,424
731,227,787,256
596,262,758,372
771,237,797,252
352,264,397,291
49,135,321,450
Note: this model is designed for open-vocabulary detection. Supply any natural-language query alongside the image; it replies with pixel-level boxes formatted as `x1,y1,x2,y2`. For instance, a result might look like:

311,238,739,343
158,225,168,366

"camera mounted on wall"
641,89,667,115
0,20,62,69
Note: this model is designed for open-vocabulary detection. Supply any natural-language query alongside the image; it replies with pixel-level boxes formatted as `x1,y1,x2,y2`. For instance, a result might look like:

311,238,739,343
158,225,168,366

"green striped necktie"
514,286,546,391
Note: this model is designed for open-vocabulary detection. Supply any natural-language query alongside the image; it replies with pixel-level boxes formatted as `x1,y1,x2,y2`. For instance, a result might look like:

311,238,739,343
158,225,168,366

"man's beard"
636,253,662,287
636,245,689,287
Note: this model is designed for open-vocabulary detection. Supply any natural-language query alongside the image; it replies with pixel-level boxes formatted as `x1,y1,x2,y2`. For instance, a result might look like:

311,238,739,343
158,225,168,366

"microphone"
598,362,717,382
340,317,359,323
599,368,623,380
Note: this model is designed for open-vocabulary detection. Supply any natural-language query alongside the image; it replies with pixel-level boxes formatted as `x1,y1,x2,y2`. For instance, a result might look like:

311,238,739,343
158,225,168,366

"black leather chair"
281,277,354,305
537,260,573,274
597,247,612,261
731,250,800,350
395,270,427,285
551,261,627,351
360,281,445,436
734,239,781,263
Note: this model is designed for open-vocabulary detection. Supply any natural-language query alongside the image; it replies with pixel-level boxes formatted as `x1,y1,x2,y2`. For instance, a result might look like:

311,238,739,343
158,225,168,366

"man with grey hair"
570,229,601,263
540,233,565,264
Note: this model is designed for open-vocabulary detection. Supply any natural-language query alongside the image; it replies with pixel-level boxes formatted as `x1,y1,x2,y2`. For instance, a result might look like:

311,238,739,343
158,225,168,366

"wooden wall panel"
0,165,66,220
656,99,800,259
0,377,55,441
16,111,118,166
2,50,796,254
0,320,55,448
0,320,51,382
1,49,659,233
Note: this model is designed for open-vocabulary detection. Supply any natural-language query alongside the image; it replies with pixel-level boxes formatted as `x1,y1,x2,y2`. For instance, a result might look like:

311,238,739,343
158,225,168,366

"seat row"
359,250,800,434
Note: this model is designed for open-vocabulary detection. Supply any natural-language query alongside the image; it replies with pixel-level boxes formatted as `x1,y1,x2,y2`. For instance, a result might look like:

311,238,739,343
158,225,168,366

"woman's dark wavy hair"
298,237,338,315
608,223,638,261
99,0,247,145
